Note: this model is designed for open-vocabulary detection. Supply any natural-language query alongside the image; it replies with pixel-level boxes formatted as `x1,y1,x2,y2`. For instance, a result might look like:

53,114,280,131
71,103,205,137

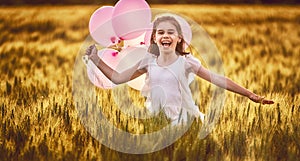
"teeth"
162,43,170,47
162,42,171,47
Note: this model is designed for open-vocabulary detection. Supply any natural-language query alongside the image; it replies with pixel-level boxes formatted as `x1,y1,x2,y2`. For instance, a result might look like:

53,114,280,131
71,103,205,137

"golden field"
0,4,299,161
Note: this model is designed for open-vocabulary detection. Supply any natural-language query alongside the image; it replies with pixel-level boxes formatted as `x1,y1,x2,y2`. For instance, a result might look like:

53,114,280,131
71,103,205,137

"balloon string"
108,39,123,52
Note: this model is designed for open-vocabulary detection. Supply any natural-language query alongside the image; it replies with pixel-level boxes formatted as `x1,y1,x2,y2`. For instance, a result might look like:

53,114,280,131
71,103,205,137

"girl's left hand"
249,94,274,105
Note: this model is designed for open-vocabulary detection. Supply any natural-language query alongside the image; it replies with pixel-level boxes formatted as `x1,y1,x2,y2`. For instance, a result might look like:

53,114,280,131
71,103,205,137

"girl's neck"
157,51,178,66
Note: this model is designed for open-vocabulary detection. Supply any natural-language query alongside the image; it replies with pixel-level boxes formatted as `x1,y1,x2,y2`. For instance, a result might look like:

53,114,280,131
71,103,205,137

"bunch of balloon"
87,0,152,90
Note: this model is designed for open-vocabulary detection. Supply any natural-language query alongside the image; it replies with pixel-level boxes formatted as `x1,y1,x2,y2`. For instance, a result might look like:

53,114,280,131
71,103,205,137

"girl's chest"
148,61,184,85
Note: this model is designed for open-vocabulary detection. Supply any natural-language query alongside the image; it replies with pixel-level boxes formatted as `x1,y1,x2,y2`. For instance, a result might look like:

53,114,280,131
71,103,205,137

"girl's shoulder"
143,52,156,62
138,52,156,70
183,54,201,65
183,54,202,73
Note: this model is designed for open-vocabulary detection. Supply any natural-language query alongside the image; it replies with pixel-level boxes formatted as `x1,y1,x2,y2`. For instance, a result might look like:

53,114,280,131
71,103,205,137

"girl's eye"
157,31,164,35
156,30,176,35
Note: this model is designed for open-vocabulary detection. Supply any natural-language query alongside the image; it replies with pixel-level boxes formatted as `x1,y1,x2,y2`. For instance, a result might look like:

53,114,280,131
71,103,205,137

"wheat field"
0,4,299,161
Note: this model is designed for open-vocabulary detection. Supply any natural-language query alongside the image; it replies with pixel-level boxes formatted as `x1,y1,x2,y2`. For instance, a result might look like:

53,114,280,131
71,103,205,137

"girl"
85,15,274,125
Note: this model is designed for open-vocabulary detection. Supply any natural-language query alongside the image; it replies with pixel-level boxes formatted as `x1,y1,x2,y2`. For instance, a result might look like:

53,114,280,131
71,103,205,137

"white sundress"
138,53,204,125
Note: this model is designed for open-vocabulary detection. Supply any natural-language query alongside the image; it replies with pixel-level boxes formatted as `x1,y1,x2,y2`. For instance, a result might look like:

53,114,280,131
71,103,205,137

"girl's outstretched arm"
196,66,274,105
85,45,146,84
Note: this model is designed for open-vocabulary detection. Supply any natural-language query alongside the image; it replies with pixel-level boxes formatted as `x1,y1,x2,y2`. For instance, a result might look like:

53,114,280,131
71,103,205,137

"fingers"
259,96,274,105
85,44,96,56
262,99,274,105
258,96,274,105
249,94,274,105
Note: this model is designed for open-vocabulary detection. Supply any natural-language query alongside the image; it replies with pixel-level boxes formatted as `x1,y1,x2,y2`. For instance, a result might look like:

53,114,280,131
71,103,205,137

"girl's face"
154,21,182,54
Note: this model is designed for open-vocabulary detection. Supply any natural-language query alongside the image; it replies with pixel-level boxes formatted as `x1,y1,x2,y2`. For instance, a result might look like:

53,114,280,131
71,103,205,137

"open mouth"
161,42,171,47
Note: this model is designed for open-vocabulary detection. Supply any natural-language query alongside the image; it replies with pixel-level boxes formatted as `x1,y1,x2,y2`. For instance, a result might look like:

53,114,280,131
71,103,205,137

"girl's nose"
163,33,169,38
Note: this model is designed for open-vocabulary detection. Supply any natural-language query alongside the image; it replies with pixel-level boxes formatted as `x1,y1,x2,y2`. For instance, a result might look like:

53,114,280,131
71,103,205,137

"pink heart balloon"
122,23,152,48
112,0,152,40
123,32,146,48
144,25,153,47
87,48,125,89
89,6,119,47
114,46,148,90
87,47,148,90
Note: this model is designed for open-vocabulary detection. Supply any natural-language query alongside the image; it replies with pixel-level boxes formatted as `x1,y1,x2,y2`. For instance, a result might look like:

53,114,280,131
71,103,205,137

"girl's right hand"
85,44,100,65
85,44,97,57
83,44,100,66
